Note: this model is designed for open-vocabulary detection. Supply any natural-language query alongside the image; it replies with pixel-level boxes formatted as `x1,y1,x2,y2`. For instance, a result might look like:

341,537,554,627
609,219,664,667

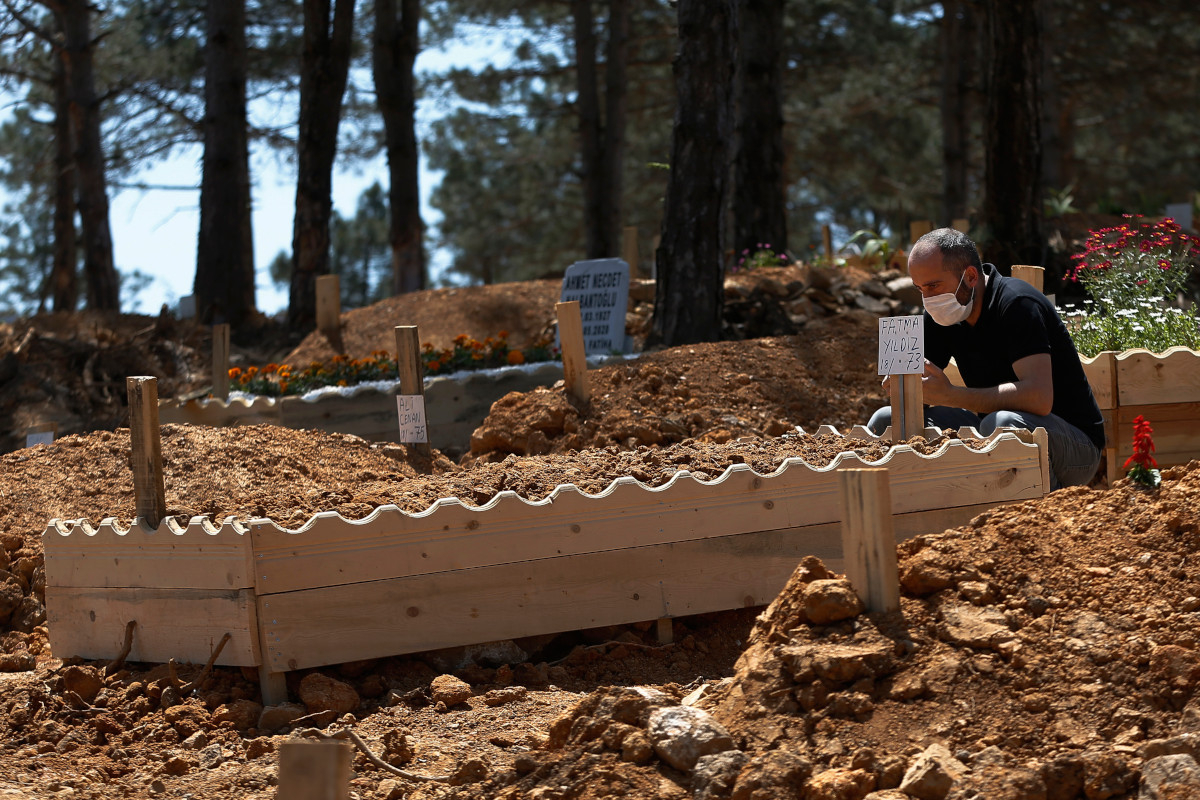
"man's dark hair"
913,228,982,275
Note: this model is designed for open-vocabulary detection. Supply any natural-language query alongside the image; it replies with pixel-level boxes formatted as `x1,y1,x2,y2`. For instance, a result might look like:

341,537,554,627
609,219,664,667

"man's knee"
867,406,892,435
982,409,1031,434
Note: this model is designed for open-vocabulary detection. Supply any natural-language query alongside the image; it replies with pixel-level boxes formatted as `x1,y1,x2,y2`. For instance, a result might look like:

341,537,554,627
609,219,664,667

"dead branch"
104,620,137,677
306,728,451,783
167,659,182,689
180,632,231,694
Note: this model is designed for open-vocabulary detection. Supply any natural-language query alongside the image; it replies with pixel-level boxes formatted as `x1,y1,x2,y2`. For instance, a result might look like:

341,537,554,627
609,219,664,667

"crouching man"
867,228,1105,490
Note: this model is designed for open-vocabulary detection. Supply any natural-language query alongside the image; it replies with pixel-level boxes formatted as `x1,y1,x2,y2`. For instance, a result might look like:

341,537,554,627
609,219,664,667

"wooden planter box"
158,362,571,457
43,427,1047,703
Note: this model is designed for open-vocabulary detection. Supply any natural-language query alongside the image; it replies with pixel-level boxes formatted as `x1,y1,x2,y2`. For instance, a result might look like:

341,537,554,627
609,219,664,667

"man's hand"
920,359,957,406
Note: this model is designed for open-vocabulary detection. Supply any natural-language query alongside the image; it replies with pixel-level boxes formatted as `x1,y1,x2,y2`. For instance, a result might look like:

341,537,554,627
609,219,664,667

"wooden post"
822,224,833,265
556,301,590,403
909,220,933,244
394,325,431,459
277,740,351,800
951,218,970,233
316,274,341,341
259,667,288,707
1011,265,1045,293
888,373,924,442
212,323,230,402
656,617,673,645
622,226,639,275
837,468,900,614
127,377,167,529
1033,426,1051,495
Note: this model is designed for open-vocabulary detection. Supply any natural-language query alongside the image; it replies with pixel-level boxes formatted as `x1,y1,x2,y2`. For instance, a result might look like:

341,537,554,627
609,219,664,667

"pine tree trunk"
59,0,119,310
602,0,629,261
940,0,975,225
52,53,78,313
650,0,735,347
573,0,606,259
375,0,425,295
289,0,355,331
196,0,256,327
733,0,787,258
981,0,1044,271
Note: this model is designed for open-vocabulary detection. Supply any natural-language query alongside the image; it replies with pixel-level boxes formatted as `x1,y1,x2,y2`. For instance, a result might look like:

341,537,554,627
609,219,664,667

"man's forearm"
942,382,1053,417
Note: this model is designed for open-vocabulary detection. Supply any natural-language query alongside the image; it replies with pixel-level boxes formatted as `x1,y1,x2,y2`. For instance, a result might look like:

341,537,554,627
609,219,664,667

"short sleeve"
1003,297,1053,364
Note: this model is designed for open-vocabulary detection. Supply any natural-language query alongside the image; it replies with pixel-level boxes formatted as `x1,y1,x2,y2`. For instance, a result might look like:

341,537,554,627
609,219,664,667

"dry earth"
1,265,1198,799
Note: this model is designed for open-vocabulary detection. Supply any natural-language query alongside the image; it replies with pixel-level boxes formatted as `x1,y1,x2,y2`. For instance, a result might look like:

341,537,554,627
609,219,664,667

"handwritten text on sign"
877,316,925,375
396,395,428,444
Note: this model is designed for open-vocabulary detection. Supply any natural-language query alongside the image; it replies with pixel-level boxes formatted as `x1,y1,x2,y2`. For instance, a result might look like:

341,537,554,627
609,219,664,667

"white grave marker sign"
559,258,630,354
878,316,925,375
25,430,54,448
396,395,428,444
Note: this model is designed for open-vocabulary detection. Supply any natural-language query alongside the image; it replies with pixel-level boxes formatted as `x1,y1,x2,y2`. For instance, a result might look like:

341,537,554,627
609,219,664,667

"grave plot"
42,424,1047,704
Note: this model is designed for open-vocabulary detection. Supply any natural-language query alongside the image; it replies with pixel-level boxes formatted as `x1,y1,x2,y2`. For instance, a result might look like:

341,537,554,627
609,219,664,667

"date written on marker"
396,394,428,444
877,315,925,375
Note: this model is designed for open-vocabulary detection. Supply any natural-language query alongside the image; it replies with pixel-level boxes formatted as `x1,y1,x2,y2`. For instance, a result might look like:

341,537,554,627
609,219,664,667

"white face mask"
922,270,974,325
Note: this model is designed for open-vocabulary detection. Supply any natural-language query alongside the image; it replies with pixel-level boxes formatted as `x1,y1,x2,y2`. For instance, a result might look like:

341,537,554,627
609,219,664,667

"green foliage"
734,243,790,272
838,229,896,271
1059,217,1200,356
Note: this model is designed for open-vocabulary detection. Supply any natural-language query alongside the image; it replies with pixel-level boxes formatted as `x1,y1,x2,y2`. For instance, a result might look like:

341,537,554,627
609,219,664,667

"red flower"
1124,415,1160,488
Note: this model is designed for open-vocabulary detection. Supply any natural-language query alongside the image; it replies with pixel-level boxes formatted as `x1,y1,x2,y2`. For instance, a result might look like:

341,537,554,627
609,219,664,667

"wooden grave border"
43,425,1048,704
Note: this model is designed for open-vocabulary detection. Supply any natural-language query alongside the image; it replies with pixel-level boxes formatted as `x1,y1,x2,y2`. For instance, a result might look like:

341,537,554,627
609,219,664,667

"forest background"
1,0,1198,344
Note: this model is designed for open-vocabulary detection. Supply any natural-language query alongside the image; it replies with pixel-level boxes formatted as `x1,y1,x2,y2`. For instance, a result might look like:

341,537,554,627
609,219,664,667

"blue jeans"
867,405,1101,491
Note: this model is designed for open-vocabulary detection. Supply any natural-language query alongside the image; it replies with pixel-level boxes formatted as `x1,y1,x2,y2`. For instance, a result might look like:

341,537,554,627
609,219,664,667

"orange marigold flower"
245,366,258,377
228,367,242,379
337,379,348,386
454,333,470,345
507,350,525,365
263,363,279,374
498,330,509,339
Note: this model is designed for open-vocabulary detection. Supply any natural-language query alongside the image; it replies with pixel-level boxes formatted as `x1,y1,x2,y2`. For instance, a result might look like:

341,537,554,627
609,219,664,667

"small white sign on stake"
25,430,54,448
878,316,925,375
396,394,428,444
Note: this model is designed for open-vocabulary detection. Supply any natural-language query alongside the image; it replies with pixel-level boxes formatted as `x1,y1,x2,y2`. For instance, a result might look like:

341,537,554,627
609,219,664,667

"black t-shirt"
924,263,1106,449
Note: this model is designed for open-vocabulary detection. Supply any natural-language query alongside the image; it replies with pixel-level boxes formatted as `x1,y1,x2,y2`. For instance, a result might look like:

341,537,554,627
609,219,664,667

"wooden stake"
952,218,970,233
837,468,900,614
556,301,590,403
316,274,341,341
822,224,833,264
909,220,933,244
622,226,639,275
212,323,230,402
888,373,924,442
394,325,432,459
259,667,288,706
127,377,167,529
656,617,673,645
277,740,351,800
1011,265,1045,293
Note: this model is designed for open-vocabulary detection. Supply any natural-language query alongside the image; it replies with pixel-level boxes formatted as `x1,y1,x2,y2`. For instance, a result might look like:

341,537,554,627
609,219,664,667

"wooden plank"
888,373,923,441
42,517,253,590
1081,351,1117,410
127,377,167,529
943,358,964,387
258,501,1007,672
249,437,1043,594
622,226,639,275
838,469,899,613
1011,265,1044,292
556,301,590,403
259,667,288,706
1115,348,1200,406
395,325,431,458
316,274,341,342
909,220,933,243
277,741,350,800
45,587,260,666
212,324,230,402
279,389,399,441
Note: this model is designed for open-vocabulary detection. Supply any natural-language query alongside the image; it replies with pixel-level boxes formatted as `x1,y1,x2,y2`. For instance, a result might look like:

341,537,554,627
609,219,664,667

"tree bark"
374,0,425,295
58,0,119,310
732,0,786,258
940,0,975,225
981,0,1044,271
51,50,78,312
649,0,735,347
196,0,257,327
602,0,629,261
289,0,355,331
572,0,606,259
